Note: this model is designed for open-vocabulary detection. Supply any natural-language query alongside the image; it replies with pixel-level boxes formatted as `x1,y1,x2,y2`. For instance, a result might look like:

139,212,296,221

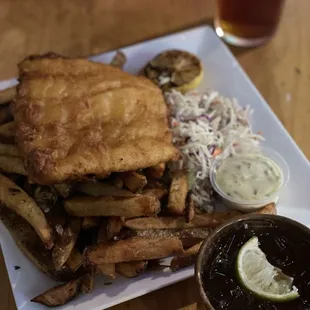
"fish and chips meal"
0,50,279,307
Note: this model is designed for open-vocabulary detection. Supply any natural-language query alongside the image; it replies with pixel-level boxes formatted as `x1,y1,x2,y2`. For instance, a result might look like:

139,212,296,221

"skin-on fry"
0,143,19,157
0,205,69,280
0,121,15,140
111,177,123,189
0,105,13,125
77,181,132,197
0,174,53,248
116,261,147,278
110,51,127,69
132,227,211,248
33,185,58,213
107,217,124,240
80,268,95,294
97,219,108,243
46,203,67,234
118,171,147,192
124,216,214,230
167,170,188,215
64,195,160,218
85,237,183,265
53,183,74,199
31,278,81,307
145,163,166,179
255,202,277,215
52,218,81,270
66,247,83,272
0,86,16,104
96,263,116,279
142,187,168,200
170,241,202,271
125,203,276,230
82,217,100,230
95,217,117,278
185,193,195,223
0,155,27,175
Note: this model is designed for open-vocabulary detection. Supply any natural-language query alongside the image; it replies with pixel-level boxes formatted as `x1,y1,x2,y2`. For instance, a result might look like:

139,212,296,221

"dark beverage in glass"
215,0,286,47
201,222,310,309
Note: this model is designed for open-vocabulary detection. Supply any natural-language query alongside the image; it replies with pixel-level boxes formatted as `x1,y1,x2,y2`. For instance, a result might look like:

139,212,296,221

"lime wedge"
236,237,299,302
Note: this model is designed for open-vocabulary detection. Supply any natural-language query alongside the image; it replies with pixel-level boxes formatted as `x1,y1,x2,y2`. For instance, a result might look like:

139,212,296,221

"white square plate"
0,25,309,310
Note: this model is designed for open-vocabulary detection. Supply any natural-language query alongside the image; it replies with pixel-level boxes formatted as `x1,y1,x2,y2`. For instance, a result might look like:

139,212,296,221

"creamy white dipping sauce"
215,154,283,201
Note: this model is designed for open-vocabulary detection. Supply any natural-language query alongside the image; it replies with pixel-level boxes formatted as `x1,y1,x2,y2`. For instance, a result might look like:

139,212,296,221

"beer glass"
214,0,286,47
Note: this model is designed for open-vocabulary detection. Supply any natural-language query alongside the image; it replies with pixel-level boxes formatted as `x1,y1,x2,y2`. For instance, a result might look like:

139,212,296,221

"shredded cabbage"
165,90,264,212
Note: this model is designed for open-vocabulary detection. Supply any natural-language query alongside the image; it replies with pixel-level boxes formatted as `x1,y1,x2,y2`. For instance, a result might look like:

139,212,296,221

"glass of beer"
214,0,286,47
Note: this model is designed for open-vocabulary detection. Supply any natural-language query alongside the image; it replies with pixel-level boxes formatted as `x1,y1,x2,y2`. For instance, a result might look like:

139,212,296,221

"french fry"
110,51,127,69
256,202,277,215
0,155,27,175
66,248,83,272
0,143,19,157
0,86,16,104
85,237,183,265
64,195,160,218
145,163,166,179
77,181,132,197
31,278,81,307
116,261,147,278
124,215,216,230
80,268,95,294
142,187,168,200
97,219,108,243
96,219,117,278
0,205,67,280
46,203,67,233
133,227,211,248
0,105,13,125
125,203,276,230
107,217,124,240
118,171,147,192
170,242,202,271
185,193,195,223
167,170,188,215
145,179,164,189
33,185,58,213
96,263,116,279
0,173,53,248
53,183,74,199
52,218,81,270
111,176,123,189
82,217,100,230
0,121,15,140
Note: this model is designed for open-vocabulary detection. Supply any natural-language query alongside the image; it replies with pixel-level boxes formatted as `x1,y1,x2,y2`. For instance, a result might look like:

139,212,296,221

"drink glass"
214,0,286,47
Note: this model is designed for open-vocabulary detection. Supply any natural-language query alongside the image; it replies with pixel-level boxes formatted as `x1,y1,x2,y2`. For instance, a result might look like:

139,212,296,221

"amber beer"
215,0,285,47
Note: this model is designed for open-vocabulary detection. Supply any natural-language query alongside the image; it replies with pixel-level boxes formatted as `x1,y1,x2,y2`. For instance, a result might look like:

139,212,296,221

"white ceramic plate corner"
0,25,309,310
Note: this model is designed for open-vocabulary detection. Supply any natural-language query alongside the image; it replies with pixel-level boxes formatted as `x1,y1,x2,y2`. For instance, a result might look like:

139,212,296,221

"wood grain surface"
0,0,309,310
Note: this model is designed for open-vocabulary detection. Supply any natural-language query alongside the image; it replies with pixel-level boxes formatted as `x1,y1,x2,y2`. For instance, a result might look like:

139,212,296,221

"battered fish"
13,54,177,184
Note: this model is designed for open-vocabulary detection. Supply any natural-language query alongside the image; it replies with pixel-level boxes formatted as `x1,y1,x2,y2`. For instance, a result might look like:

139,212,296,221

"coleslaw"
165,90,263,212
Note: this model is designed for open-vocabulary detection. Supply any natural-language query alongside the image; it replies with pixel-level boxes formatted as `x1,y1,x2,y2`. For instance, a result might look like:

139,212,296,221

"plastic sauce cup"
209,145,290,212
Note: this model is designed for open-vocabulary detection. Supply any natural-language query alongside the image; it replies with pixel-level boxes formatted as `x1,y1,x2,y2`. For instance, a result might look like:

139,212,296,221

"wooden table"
0,0,309,309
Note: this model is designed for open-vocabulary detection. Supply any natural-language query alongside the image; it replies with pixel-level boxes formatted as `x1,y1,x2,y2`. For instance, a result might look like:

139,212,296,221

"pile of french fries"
0,54,277,308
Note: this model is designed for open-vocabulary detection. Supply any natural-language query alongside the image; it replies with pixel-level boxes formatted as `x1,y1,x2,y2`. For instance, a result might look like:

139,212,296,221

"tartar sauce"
215,154,283,201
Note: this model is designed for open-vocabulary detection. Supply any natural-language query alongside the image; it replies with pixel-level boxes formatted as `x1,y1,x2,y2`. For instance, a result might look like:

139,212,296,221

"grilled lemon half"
144,50,203,92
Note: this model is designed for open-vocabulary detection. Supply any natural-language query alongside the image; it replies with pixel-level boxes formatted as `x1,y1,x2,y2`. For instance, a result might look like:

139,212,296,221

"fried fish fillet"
13,54,177,184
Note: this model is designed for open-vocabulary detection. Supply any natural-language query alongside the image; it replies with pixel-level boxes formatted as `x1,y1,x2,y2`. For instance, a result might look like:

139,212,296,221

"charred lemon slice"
144,50,203,92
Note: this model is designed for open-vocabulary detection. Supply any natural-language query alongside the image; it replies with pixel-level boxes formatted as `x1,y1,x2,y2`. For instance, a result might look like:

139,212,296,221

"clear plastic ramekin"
209,145,290,212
